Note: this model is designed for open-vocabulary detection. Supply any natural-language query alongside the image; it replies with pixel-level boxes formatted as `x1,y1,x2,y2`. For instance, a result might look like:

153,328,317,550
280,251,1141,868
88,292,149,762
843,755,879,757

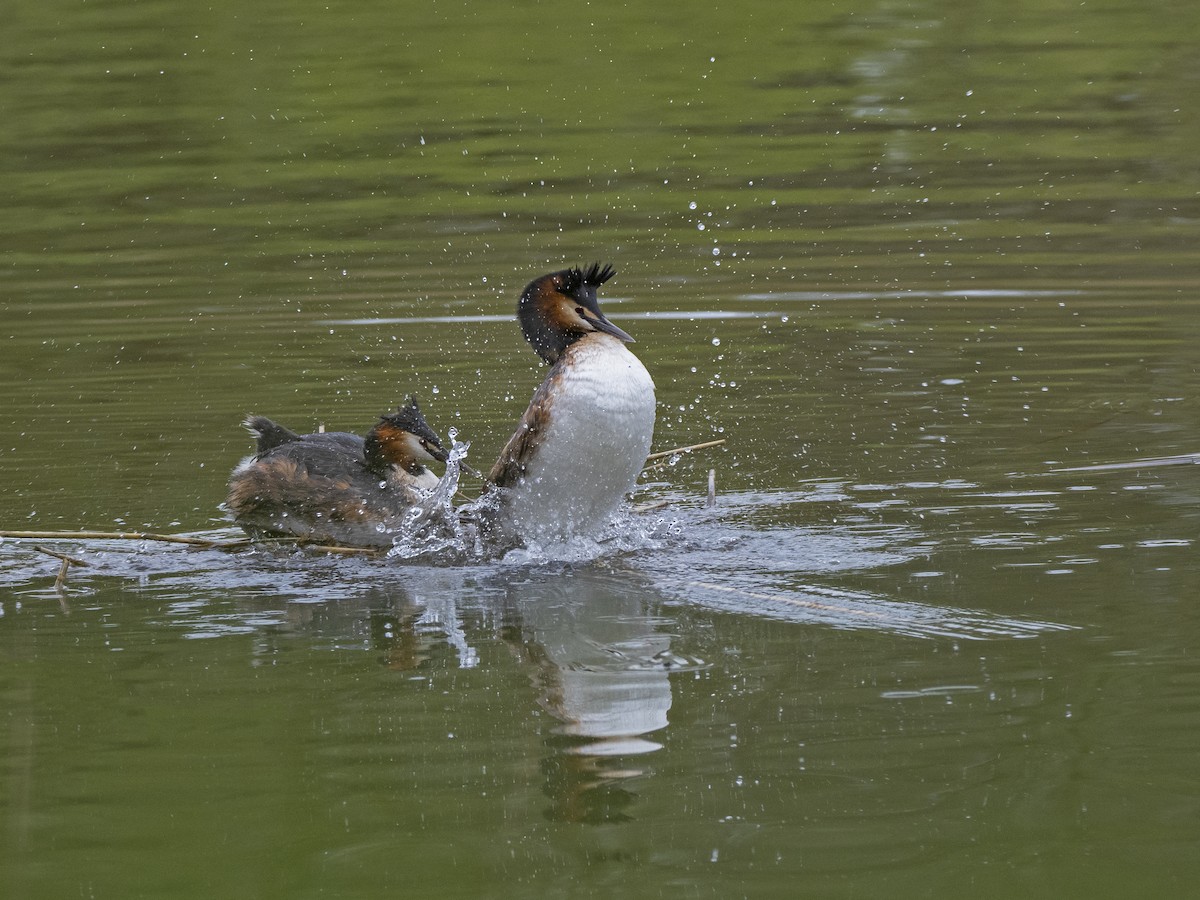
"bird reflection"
271,565,700,824
499,568,692,823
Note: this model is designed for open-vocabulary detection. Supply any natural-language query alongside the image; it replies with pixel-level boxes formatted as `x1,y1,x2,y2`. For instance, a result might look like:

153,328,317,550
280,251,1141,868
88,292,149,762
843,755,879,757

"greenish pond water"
4,1,1200,897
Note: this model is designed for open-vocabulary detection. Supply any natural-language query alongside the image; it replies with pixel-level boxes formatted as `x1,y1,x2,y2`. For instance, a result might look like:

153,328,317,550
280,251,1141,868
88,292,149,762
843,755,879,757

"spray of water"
376,429,676,564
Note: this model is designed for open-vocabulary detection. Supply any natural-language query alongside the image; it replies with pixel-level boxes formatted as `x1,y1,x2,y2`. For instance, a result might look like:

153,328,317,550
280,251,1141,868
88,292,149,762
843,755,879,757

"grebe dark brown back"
226,398,448,547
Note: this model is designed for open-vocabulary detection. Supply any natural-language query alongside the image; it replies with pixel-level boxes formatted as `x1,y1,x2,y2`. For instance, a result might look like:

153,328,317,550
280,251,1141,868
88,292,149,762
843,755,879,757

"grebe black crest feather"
561,262,616,294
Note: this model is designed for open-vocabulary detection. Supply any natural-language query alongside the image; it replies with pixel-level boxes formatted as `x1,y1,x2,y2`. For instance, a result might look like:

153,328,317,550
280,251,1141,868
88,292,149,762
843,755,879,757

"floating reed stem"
31,545,89,591
31,545,89,567
4,529,385,557
643,439,726,464
1,530,251,549
640,439,727,476
264,539,383,556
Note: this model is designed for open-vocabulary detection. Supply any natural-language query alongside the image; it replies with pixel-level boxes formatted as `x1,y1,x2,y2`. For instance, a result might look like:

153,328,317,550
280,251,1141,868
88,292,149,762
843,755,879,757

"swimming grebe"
487,263,656,544
226,398,448,547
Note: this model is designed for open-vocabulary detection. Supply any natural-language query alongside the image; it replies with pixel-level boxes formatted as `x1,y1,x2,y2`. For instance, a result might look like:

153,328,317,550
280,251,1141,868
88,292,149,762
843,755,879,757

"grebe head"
363,397,449,477
517,262,633,364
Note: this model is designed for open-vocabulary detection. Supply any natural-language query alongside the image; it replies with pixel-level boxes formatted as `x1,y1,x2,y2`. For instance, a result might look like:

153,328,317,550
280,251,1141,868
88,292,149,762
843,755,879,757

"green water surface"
3,1,1200,897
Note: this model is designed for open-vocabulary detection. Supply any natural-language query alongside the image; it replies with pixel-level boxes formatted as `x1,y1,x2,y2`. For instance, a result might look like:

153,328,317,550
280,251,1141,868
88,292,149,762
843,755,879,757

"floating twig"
644,439,727,464
4,529,391,557
641,440,728,476
31,545,89,567
286,540,382,556
32,545,89,592
1,530,252,549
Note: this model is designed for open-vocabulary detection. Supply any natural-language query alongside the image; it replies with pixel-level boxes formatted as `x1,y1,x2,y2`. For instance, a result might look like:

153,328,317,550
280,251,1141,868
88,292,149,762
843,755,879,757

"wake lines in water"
682,579,1077,641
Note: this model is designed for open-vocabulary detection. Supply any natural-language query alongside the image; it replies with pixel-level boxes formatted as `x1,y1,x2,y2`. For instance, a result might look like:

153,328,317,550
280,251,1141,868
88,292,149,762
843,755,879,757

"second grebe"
487,263,656,545
226,398,448,547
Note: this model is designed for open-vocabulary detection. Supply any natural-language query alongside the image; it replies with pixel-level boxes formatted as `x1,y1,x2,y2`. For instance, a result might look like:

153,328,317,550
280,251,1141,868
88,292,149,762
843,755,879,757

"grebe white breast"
487,264,656,545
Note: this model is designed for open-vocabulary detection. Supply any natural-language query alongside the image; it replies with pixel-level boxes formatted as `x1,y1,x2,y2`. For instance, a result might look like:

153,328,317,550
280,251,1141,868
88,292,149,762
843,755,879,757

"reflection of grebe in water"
244,565,692,825
349,570,681,822
225,398,448,548
504,571,690,823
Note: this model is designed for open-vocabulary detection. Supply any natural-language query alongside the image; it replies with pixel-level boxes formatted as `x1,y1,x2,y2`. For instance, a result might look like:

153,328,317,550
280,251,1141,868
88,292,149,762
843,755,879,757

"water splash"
383,432,483,562
3,467,1080,642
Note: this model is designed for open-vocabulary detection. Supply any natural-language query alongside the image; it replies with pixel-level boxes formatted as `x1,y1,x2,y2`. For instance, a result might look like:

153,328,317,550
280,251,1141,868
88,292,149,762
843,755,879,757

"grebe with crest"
486,263,656,546
226,398,448,547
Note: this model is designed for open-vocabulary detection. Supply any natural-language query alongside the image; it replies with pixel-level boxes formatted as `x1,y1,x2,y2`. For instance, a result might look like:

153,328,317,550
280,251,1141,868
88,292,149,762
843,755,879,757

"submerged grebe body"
488,264,656,544
226,398,448,547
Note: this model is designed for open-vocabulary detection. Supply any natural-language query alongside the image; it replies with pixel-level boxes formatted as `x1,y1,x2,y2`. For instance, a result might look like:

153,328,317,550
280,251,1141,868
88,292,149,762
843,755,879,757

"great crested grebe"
487,263,656,544
226,398,448,547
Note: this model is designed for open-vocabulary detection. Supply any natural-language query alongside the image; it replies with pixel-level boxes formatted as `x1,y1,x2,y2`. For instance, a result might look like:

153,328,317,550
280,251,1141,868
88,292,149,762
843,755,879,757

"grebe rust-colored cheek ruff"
226,397,450,547
364,401,449,478
518,262,633,364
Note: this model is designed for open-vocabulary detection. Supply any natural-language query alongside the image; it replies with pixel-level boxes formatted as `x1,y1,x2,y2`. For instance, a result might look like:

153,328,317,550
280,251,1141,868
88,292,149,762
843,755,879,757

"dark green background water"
4,1,1200,896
